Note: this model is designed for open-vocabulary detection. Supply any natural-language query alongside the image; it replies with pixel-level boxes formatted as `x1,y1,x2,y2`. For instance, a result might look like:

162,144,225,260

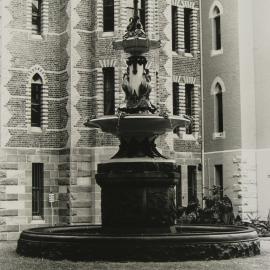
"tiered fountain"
17,1,260,261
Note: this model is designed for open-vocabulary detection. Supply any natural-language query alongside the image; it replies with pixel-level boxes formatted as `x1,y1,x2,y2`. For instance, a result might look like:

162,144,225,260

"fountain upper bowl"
113,37,161,54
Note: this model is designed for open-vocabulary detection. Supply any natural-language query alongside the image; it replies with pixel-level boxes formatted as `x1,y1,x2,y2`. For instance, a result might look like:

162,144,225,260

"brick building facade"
202,0,270,221
0,0,202,240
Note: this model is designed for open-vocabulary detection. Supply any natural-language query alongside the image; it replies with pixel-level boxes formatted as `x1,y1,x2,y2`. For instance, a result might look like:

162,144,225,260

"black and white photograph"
0,0,269,269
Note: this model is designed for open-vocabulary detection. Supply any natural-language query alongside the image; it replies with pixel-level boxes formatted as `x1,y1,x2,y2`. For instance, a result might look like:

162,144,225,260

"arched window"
215,82,223,133
32,0,42,34
213,6,221,50
31,74,43,127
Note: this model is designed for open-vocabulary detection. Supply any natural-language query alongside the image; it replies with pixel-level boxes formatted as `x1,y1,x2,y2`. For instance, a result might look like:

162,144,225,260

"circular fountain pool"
17,224,260,261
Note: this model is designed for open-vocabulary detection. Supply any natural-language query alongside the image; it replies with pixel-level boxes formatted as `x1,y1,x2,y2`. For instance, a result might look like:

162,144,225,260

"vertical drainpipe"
199,0,205,207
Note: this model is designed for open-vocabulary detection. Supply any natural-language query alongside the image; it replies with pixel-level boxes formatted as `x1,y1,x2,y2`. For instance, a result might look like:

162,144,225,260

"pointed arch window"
213,6,221,50
31,74,43,127
215,82,223,133
32,0,42,34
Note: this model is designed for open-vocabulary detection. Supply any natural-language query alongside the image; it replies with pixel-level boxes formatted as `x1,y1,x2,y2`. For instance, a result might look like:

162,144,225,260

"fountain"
17,1,260,261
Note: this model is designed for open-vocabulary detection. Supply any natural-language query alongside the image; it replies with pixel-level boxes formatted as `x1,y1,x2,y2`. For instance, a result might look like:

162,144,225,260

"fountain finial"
123,0,146,40
113,0,161,114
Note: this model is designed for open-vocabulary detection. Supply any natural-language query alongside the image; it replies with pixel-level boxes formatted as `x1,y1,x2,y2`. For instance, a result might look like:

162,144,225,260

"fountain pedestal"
89,114,186,233
97,161,178,233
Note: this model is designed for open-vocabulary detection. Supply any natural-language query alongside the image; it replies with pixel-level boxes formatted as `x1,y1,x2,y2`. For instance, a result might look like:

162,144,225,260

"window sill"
29,33,48,41
184,52,193,58
212,131,226,140
29,127,43,134
101,31,115,38
172,51,194,58
211,48,223,57
31,217,45,224
31,34,43,40
179,132,198,141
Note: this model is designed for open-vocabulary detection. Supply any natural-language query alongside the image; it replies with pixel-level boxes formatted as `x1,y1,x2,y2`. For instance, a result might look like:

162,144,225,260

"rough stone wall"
256,150,270,220
204,151,258,220
0,148,60,241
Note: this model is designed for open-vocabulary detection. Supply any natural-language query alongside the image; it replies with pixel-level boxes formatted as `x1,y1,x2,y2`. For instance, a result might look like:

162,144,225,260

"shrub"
176,185,234,225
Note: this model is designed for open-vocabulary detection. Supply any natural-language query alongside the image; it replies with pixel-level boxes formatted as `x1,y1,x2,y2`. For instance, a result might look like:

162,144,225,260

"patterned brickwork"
0,0,202,240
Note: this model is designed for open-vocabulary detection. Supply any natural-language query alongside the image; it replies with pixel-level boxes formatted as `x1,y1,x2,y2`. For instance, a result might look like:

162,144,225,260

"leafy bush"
238,214,270,237
176,186,270,237
176,185,234,225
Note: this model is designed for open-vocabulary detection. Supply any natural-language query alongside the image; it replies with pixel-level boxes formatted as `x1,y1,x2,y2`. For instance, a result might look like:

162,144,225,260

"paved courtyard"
0,239,270,270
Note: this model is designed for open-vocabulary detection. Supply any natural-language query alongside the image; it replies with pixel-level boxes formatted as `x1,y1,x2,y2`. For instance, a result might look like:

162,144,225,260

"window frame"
173,82,180,115
125,0,146,31
211,77,226,139
172,5,177,52
176,165,182,207
32,163,44,219
32,0,42,35
103,67,115,115
188,165,197,203
215,83,224,133
214,164,224,199
31,74,43,128
214,10,222,50
209,2,224,56
139,0,146,31
185,84,193,134
103,0,114,32
184,8,192,54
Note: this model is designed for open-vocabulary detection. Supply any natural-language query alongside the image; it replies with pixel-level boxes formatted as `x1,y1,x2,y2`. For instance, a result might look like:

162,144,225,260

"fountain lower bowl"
86,114,188,136
17,224,260,261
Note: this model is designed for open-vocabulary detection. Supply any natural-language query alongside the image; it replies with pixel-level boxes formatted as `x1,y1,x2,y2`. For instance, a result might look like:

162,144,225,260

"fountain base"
97,161,178,230
17,225,260,261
